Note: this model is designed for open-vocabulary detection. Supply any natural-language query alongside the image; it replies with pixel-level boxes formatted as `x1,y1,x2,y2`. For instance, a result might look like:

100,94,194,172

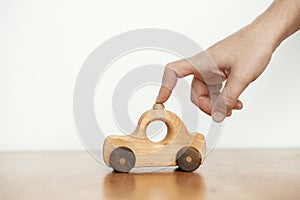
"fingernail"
212,111,226,123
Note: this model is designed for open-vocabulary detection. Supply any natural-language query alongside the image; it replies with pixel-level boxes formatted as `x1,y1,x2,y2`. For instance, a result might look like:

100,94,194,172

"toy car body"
103,104,206,172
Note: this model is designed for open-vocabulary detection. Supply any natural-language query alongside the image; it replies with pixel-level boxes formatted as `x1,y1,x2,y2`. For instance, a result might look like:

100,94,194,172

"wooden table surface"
1,149,299,200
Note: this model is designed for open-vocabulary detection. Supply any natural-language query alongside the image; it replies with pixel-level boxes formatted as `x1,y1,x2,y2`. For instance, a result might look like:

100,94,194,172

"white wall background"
0,0,299,151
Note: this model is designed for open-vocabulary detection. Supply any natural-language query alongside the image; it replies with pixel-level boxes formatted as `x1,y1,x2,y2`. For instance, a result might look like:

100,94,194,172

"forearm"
249,0,300,51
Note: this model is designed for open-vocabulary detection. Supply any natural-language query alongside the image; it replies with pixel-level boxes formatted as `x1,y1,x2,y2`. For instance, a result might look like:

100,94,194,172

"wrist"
249,0,300,52
246,22,279,53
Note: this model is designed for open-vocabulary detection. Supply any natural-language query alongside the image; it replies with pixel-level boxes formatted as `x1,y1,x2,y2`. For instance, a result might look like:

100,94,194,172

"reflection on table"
103,170,205,200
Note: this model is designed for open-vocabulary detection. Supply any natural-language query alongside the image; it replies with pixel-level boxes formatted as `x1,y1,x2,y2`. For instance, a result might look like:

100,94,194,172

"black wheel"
176,146,202,172
109,147,136,173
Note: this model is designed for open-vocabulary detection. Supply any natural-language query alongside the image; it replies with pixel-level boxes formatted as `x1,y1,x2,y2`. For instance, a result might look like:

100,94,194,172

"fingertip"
156,86,172,103
212,111,226,123
234,100,243,110
227,110,232,117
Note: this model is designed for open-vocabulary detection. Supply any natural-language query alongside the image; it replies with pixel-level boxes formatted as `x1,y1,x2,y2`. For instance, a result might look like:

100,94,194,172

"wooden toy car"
103,103,206,172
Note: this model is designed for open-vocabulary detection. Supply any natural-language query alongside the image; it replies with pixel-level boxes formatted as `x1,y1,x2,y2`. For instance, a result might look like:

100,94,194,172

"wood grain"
176,146,202,172
1,150,300,200
103,103,206,171
109,147,136,173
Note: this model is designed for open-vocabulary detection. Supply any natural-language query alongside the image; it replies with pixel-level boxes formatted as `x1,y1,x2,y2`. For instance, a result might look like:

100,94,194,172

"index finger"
156,59,195,103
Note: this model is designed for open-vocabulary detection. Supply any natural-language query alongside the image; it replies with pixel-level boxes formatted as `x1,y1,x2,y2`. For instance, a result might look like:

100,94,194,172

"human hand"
156,0,300,122
156,24,274,122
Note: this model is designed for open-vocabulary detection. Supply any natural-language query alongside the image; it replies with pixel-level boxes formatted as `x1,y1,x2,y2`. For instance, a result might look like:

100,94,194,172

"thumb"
212,75,249,122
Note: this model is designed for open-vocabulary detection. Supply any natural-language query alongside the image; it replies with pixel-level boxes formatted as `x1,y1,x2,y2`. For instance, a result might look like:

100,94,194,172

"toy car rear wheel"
109,147,136,173
176,146,202,172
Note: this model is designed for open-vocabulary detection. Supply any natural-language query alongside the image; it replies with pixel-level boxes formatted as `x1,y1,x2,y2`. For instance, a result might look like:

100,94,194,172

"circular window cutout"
146,120,168,142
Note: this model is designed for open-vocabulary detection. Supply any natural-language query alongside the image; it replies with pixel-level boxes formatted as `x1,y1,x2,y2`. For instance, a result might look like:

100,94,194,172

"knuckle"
217,95,237,109
224,96,237,107
165,62,183,78
165,62,176,70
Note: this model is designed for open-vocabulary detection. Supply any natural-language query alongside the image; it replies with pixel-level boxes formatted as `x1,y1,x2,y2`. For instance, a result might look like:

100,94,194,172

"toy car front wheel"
176,146,202,172
109,147,136,173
